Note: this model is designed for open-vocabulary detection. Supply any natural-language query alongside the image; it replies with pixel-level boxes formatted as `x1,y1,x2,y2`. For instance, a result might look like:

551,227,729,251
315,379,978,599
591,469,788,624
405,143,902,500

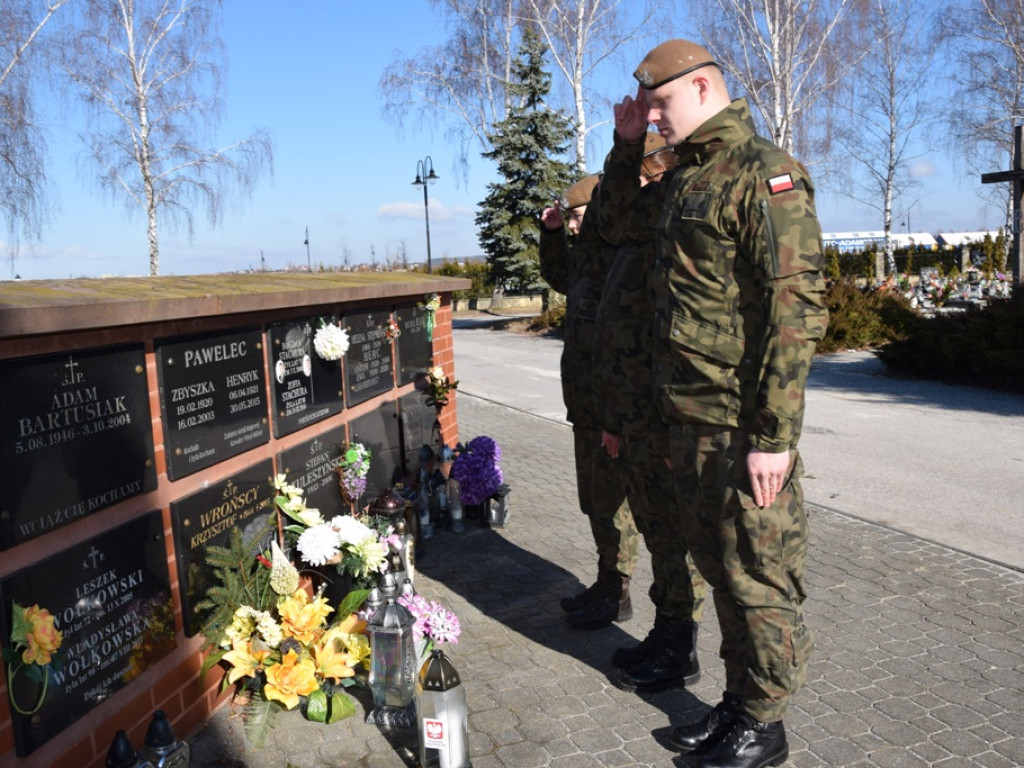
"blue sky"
7,2,1007,281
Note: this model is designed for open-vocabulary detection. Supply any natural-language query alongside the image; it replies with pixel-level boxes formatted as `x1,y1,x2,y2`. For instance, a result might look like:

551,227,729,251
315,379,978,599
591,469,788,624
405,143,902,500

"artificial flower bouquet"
312,319,350,361
272,473,393,591
450,435,503,506
198,526,372,747
425,365,459,407
3,602,63,716
337,442,372,508
397,593,461,660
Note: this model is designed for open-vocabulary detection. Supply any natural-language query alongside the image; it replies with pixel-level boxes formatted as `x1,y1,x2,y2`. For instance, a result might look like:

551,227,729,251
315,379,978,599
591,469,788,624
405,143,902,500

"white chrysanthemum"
313,324,350,361
256,612,283,649
328,515,374,546
297,523,341,566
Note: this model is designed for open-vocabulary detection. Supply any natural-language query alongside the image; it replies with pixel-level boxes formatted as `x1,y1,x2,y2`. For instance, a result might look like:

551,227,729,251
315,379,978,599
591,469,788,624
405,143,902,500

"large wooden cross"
980,124,1023,287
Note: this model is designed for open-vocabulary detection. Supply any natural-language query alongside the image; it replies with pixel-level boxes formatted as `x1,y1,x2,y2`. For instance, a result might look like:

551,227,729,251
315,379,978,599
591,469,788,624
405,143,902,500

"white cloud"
909,159,937,179
376,198,476,222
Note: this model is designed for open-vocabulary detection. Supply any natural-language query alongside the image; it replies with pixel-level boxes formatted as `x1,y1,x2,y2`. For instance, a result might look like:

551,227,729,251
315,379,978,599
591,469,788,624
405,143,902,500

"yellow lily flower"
312,632,356,682
222,638,272,685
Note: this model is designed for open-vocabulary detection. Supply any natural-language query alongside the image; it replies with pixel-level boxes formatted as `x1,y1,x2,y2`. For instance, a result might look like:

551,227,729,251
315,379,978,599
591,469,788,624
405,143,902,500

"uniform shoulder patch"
767,173,795,194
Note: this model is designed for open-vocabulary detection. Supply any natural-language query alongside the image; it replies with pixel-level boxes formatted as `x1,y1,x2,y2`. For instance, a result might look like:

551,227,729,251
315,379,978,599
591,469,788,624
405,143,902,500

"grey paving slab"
188,324,1024,768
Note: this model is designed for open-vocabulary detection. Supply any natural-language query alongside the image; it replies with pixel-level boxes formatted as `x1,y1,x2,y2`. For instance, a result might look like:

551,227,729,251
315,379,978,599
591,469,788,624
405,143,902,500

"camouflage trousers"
618,432,706,623
573,424,639,578
669,424,813,723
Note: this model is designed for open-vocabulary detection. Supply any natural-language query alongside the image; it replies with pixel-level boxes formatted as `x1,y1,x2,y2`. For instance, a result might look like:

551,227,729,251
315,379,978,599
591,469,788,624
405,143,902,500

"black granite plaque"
395,304,433,385
276,425,347,519
0,345,157,550
170,459,276,636
343,310,395,407
267,318,345,438
399,391,443,472
349,404,401,501
0,512,174,756
156,328,270,480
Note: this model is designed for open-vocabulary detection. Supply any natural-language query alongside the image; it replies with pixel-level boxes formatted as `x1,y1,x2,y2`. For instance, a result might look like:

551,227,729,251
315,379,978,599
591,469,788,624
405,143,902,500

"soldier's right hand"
613,85,649,143
541,202,564,231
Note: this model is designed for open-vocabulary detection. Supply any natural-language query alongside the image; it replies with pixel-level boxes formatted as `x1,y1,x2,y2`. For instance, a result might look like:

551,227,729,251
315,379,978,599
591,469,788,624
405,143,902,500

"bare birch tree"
379,0,526,181
525,0,660,173
63,0,273,276
940,0,1024,233
685,0,857,161
0,0,68,263
835,0,937,279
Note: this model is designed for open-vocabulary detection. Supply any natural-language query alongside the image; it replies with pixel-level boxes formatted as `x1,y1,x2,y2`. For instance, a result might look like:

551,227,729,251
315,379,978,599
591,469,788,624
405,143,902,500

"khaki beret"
634,39,716,90
563,174,600,210
643,131,667,156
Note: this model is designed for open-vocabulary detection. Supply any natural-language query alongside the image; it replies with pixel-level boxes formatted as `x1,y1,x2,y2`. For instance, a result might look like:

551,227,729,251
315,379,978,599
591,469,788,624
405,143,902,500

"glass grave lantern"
365,596,418,728
416,649,471,768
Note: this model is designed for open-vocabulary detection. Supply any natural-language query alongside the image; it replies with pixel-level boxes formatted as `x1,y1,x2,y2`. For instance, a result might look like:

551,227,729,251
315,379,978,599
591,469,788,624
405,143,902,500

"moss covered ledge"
0,271,470,339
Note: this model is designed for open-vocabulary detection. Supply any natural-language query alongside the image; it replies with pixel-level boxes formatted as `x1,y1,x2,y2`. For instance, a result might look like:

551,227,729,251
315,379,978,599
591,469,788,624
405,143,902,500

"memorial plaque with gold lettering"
276,425,346,518
0,345,157,550
170,459,276,636
156,328,270,480
0,511,174,756
343,310,395,407
395,304,433,385
267,318,344,438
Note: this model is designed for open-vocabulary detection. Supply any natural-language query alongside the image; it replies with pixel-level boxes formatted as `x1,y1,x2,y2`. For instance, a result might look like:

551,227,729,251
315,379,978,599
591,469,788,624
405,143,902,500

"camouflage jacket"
590,134,667,441
538,185,619,426
650,99,828,452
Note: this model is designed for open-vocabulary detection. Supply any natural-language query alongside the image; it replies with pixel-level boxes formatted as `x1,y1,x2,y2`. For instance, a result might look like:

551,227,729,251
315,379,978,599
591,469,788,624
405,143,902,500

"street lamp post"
412,157,439,273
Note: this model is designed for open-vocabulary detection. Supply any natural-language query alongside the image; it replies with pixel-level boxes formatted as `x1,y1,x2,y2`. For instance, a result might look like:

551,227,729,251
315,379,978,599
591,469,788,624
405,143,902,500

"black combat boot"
696,714,788,768
617,619,699,691
560,570,616,613
667,692,742,754
611,612,668,668
566,573,631,629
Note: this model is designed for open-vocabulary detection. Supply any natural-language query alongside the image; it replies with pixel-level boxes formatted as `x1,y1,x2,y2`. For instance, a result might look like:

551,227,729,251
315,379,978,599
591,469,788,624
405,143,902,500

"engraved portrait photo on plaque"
156,328,270,480
267,318,344,438
0,344,157,550
0,511,174,756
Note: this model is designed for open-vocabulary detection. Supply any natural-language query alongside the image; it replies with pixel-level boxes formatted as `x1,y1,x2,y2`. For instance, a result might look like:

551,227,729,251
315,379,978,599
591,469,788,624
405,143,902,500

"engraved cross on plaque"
980,124,1024,287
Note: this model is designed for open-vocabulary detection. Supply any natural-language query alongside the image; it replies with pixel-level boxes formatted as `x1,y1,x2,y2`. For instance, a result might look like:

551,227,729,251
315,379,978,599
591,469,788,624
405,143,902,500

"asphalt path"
452,315,1024,571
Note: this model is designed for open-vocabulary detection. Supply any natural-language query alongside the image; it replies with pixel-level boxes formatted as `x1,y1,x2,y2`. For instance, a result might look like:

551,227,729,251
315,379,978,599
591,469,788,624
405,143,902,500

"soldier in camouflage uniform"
616,40,829,768
539,175,640,630
591,132,708,692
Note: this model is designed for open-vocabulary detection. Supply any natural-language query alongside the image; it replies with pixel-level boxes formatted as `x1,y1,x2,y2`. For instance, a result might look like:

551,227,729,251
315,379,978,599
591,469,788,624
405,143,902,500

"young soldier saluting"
615,40,828,768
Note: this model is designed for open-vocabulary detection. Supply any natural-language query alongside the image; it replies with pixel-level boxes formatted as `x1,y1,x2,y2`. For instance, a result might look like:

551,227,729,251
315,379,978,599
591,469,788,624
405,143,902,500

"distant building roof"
822,232,938,252
935,231,1000,247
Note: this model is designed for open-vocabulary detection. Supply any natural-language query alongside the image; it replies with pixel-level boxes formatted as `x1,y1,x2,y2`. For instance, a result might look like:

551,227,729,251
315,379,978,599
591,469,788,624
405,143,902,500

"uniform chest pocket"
667,313,745,368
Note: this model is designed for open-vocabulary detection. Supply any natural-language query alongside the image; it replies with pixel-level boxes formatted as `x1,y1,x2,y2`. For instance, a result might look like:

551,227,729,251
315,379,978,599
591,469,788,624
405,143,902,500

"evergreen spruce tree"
476,29,577,294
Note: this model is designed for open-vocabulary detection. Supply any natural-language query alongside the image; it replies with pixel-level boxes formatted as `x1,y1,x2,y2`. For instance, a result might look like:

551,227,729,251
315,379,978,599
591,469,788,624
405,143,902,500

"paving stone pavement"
189,394,1024,768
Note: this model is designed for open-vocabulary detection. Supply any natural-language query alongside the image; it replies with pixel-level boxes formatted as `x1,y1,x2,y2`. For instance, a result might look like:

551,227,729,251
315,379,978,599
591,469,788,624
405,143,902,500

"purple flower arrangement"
337,442,371,507
398,593,461,647
450,435,503,506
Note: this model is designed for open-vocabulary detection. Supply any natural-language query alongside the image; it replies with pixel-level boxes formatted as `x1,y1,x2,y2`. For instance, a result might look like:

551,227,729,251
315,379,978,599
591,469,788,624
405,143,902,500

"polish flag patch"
767,174,795,194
